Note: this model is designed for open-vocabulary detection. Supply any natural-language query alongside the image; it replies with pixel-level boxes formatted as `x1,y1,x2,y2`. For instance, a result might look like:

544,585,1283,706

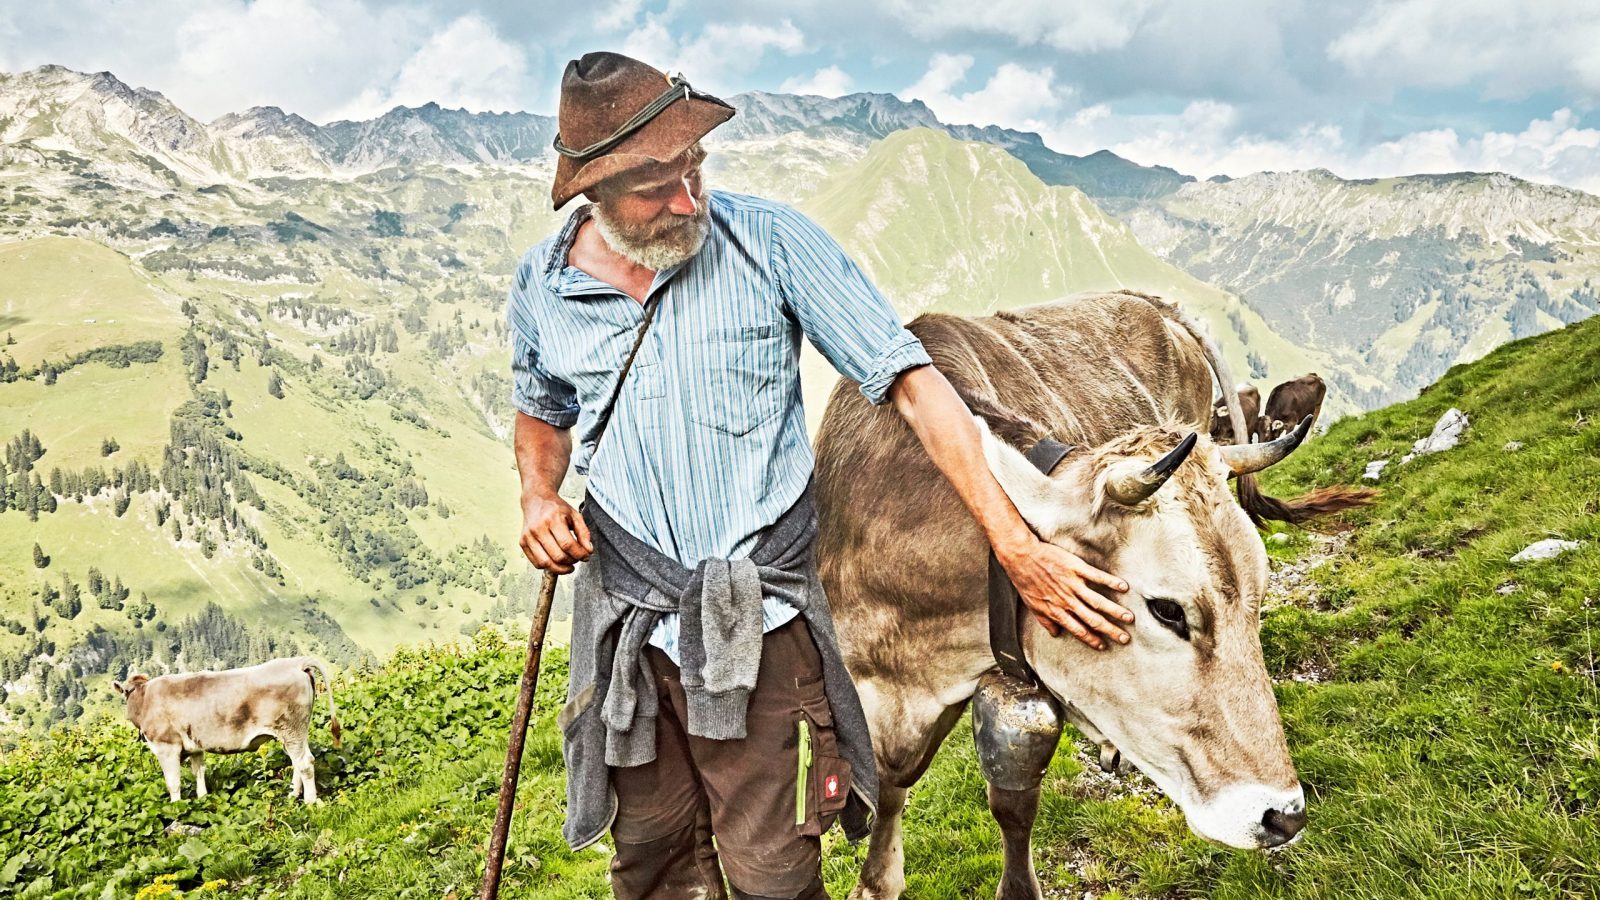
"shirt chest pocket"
688,322,788,436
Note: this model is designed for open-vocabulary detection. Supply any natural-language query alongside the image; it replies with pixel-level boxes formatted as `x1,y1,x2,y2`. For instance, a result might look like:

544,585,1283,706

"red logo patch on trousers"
824,775,840,799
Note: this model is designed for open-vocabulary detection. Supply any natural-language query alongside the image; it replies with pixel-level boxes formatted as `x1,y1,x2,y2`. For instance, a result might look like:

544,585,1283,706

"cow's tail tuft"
302,657,342,749
1236,475,1378,527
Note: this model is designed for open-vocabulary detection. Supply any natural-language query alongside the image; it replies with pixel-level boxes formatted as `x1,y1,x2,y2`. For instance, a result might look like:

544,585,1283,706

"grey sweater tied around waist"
558,484,879,851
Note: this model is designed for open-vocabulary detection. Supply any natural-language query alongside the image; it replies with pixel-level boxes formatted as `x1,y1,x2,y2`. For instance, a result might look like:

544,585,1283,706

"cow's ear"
975,416,1075,536
112,681,126,696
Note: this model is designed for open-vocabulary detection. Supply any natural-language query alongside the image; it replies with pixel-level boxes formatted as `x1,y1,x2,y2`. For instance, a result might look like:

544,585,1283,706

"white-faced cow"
1262,374,1327,442
1209,383,1262,445
114,656,341,803
814,292,1369,899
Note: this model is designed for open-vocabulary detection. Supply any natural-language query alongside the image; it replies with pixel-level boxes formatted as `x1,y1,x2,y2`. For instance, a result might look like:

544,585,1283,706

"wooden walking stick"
478,568,559,900
479,290,665,900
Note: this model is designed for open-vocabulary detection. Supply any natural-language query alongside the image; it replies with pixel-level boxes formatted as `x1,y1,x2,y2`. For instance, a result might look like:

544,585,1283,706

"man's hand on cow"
996,537,1133,650
519,491,593,574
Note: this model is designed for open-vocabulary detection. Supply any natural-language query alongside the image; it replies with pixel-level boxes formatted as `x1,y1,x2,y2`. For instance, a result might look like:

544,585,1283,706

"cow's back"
814,292,1217,679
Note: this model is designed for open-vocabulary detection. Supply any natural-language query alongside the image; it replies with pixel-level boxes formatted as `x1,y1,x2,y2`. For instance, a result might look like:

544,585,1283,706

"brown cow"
113,656,341,803
815,292,1334,900
1261,374,1327,442
1209,383,1262,444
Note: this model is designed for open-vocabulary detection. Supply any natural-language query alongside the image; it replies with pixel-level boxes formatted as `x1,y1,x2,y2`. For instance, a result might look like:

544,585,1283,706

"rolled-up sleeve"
770,205,931,405
506,251,580,428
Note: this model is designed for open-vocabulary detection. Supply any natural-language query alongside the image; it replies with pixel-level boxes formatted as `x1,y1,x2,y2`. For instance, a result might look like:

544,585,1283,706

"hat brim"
551,95,734,210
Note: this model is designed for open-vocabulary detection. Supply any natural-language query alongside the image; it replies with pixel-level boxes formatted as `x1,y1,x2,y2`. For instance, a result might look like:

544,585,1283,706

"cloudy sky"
4,0,1600,191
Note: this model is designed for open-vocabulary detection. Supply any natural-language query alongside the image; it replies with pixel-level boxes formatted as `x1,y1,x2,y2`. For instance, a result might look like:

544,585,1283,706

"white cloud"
1329,0,1600,102
780,65,853,98
326,14,536,119
2,0,538,122
592,0,645,33
885,0,1152,52
621,17,806,94
903,54,1065,131
1044,102,1600,194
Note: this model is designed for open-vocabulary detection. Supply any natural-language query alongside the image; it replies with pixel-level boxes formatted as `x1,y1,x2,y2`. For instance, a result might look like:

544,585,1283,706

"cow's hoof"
1097,745,1133,776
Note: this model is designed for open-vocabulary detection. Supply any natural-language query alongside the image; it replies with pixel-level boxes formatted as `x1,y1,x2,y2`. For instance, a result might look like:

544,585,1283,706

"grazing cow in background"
1209,383,1262,444
1262,374,1327,441
114,656,341,803
814,292,1370,899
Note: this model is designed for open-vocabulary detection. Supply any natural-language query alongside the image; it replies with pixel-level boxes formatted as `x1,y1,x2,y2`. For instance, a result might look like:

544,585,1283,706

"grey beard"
590,203,710,272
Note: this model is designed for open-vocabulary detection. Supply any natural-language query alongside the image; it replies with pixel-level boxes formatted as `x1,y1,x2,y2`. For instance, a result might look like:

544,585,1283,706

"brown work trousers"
608,618,848,900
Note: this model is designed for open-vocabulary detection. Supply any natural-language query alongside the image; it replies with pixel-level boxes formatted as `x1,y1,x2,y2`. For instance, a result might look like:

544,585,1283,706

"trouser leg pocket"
795,682,851,837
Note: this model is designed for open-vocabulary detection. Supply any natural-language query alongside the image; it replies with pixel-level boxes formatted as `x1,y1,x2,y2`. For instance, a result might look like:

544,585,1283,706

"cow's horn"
1104,432,1198,506
1221,415,1313,474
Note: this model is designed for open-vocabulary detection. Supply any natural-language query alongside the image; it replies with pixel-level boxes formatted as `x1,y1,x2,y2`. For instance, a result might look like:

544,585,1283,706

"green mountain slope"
796,129,1375,419
0,165,566,733
4,313,1598,898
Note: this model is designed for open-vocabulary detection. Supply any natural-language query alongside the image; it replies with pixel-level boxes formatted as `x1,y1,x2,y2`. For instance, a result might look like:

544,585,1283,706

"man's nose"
667,176,698,216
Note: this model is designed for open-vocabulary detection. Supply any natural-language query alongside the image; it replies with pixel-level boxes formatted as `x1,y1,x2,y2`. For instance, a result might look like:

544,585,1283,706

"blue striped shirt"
507,190,931,664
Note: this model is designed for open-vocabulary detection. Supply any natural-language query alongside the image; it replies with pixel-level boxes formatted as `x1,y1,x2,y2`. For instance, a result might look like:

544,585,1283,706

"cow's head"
979,416,1314,850
111,674,148,697
112,674,150,721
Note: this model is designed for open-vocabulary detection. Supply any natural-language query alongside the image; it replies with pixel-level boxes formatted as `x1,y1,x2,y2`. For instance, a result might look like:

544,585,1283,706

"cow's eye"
1146,597,1190,640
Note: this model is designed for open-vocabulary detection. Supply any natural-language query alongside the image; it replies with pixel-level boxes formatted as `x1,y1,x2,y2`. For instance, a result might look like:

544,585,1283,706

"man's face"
590,147,710,271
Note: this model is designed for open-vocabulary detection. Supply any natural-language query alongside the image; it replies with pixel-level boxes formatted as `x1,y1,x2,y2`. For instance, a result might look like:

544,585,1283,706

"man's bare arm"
514,411,592,574
888,365,1133,650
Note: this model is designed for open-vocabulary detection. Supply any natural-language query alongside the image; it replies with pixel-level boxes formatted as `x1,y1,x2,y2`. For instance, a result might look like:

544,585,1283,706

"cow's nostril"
1261,807,1307,846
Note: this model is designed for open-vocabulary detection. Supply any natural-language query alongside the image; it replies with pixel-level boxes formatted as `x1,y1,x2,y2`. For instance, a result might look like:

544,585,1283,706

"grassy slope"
797,129,1380,420
0,237,188,369
6,307,1599,899
0,228,529,679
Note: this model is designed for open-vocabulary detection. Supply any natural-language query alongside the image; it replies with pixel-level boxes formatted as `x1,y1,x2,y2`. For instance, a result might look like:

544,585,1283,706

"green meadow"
4,302,1598,899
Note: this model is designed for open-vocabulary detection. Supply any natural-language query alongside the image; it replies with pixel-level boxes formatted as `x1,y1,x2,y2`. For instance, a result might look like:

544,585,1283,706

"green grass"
0,631,605,899
0,237,187,369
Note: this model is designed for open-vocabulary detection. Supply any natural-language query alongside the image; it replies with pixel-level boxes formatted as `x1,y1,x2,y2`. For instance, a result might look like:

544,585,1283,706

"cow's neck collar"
1023,438,1074,477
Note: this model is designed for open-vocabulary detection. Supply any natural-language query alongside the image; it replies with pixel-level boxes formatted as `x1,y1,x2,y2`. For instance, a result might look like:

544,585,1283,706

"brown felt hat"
550,52,736,210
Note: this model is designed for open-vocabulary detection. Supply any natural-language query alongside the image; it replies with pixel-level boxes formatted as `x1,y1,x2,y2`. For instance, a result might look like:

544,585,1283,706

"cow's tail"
1142,294,1376,527
302,657,342,749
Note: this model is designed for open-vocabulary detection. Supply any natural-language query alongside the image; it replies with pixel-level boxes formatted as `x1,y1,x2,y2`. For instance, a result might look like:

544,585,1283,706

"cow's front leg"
851,782,907,900
849,679,969,900
986,782,1043,900
188,752,208,797
151,743,183,801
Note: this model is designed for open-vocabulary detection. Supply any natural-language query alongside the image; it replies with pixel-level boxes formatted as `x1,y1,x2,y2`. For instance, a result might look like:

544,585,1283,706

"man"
509,52,1133,899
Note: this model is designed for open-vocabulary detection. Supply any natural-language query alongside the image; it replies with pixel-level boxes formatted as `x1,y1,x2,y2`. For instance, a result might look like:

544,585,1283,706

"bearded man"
508,52,1134,900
